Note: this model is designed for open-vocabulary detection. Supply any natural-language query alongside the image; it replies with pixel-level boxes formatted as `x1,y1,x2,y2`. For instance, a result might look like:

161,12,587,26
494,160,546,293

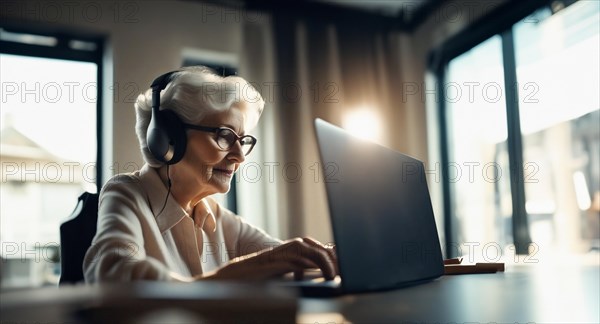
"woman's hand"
201,237,338,281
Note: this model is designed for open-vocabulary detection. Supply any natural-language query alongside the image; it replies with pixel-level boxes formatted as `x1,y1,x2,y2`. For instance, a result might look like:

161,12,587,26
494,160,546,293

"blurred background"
1,0,598,289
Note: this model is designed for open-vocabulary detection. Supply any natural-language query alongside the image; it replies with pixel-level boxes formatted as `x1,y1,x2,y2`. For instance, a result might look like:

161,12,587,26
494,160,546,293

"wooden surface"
1,281,298,323
2,259,598,323
298,261,600,323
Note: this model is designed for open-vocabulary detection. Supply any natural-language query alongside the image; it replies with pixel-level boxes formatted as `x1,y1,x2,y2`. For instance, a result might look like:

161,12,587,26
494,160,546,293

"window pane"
446,35,515,255
0,54,97,288
514,1,600,254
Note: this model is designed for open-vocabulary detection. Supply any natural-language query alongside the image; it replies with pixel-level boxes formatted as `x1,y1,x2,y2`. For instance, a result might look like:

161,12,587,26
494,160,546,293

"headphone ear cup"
158,110,187,165
146,110,170,164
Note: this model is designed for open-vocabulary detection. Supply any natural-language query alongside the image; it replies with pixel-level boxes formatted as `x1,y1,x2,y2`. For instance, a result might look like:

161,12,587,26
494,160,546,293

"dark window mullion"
227,174,238,214
95,42,104,192
436,67,457,258
501,28,532,254
0,40,100,63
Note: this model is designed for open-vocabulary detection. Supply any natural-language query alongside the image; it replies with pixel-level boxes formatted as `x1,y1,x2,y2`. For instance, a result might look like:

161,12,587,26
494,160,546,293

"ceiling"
198,0,444,31
310,0,442,29
312,0,435,18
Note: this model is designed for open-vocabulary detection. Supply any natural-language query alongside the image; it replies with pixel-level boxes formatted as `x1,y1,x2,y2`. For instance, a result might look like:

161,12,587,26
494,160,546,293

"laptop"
277,118,444,297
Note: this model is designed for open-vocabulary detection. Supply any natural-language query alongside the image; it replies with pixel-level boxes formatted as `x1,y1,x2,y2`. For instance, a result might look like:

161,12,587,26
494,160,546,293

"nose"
227,141,245,163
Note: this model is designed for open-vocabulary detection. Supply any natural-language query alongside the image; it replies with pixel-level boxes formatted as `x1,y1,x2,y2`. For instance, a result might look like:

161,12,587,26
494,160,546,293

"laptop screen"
314,118,444,292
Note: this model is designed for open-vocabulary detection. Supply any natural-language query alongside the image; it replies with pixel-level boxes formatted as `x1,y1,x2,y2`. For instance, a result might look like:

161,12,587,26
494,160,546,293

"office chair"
59,191,99,285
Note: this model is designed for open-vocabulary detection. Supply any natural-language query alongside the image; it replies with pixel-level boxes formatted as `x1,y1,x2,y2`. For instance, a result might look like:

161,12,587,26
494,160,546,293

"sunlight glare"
342,108,382,143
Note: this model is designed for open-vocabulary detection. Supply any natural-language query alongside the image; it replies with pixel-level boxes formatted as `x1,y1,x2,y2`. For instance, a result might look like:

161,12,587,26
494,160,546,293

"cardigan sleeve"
212,199,282,259
83,179,173,283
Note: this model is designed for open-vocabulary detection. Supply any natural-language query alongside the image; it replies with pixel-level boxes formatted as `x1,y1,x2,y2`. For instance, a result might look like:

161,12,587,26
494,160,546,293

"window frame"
0,22,105,192
427,0,559,256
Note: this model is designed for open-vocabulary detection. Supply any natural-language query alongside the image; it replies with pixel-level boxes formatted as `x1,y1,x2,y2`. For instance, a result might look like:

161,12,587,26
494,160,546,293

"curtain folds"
242,13,419,242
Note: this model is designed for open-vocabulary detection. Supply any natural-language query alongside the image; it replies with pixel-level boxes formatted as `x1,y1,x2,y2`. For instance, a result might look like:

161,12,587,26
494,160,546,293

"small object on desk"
444,262,505,275
475,262,505,272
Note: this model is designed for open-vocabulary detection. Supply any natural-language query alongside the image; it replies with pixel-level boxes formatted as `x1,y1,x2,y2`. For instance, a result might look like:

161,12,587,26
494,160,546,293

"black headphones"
146,70,188,165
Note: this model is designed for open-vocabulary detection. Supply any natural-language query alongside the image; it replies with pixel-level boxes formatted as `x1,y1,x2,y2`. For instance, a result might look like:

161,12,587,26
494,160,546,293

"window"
514,1,600,253
445,35,515,252
432,0,599,259
0,27,103,288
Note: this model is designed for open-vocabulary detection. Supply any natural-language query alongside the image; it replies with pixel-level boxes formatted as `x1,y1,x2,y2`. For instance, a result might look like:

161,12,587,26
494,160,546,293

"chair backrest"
59,191,99,285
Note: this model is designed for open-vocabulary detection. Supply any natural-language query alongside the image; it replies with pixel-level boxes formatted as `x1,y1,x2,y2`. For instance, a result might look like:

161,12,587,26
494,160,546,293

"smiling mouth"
213,169,234,177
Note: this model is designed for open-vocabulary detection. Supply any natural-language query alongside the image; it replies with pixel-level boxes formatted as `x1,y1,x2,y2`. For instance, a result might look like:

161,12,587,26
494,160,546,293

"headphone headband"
151,71,178,113
151,71,177,90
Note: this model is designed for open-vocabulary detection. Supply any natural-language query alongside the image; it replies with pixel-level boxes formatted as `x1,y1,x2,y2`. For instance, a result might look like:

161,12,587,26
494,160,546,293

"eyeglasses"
183,123,257,156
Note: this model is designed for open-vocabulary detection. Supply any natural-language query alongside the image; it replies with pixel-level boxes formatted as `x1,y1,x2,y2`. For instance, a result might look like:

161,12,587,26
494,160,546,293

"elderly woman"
84,66,337,282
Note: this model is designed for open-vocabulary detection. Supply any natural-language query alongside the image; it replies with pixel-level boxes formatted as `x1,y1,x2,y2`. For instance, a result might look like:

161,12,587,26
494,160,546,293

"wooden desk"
1,281,299,323
298,262,600,323
2,261,598,323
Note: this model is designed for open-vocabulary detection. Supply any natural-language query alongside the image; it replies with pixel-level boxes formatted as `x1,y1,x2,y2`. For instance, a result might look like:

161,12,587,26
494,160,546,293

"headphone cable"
157,164,172,217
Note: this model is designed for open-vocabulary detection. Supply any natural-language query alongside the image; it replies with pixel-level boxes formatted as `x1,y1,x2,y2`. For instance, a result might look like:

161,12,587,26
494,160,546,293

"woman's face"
173,106,248,197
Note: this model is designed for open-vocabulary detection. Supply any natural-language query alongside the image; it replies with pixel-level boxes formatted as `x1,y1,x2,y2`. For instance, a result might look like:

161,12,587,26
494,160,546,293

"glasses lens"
216,129,236,150
215,128,255,155
240,136,254,146
240,136,255,156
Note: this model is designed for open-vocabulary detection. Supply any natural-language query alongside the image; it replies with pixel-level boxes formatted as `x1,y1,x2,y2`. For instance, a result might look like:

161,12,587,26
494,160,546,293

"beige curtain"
240,12,424,243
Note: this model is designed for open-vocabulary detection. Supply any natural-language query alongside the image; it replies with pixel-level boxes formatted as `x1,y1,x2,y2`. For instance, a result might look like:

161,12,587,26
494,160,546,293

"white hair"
134,66,265,167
